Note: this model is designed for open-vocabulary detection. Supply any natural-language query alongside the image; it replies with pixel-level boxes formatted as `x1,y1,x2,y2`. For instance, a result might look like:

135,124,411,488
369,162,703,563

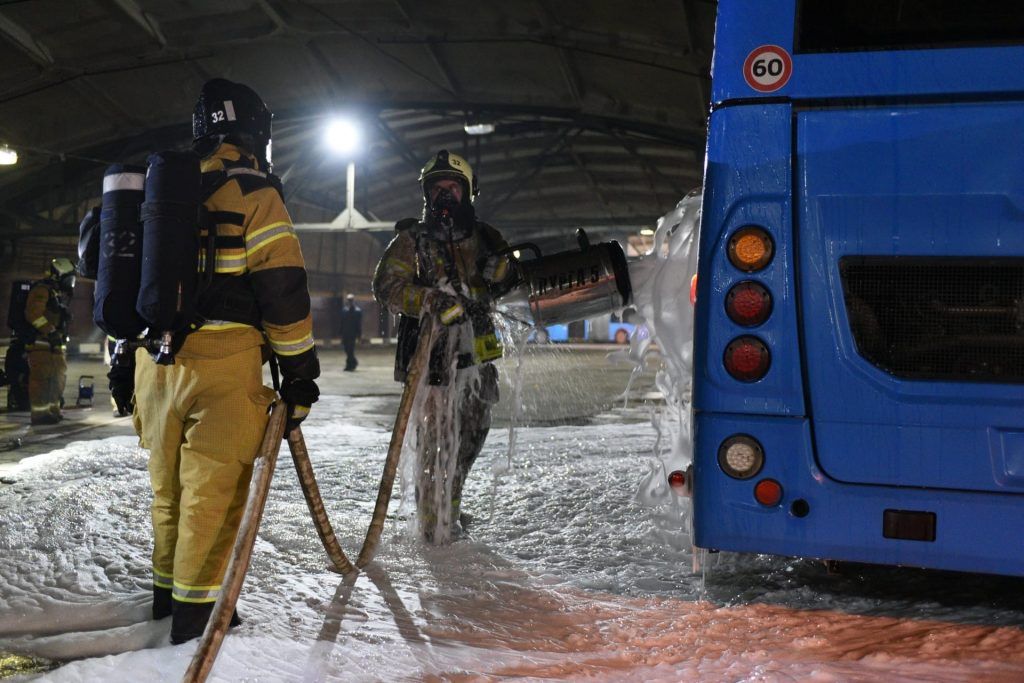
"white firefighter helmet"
419,150,477,202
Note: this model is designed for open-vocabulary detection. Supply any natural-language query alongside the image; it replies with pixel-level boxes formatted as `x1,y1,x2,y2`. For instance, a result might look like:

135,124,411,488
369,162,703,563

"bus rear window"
796,0,1024,53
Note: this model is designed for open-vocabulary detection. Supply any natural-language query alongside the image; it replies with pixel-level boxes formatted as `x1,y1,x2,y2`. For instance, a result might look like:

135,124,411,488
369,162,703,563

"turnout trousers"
27,345,65,423
134,343,276,608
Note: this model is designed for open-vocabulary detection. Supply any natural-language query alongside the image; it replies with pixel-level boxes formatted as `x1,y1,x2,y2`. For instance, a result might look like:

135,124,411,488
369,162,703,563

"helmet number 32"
211,110,226,123
743,45,792,93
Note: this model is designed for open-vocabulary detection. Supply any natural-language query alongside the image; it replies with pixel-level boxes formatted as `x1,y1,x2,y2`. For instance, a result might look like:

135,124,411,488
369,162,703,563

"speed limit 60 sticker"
743,45,792,93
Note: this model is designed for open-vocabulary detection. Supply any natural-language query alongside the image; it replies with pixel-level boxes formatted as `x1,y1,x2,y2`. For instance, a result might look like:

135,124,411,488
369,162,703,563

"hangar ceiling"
0,0,716,249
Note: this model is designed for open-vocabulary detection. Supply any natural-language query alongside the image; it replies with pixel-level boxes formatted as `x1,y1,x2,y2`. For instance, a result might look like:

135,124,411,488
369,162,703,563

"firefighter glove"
280,377,319,432
46,331,65,351
482,254,509,284
424,289,466,326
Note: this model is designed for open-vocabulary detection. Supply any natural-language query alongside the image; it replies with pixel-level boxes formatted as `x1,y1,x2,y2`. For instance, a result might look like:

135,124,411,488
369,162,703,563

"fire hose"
184,318,435,681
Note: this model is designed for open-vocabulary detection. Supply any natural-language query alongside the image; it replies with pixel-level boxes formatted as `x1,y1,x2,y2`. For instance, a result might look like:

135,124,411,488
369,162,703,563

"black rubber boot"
153,586,172,620
170,601,242,644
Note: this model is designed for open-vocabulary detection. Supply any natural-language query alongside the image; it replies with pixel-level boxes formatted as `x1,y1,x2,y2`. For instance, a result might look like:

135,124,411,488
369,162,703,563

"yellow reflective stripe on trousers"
31,316,49,329
246,221,295,257
172,582,221,603
153,567,174,589
269,332,314,356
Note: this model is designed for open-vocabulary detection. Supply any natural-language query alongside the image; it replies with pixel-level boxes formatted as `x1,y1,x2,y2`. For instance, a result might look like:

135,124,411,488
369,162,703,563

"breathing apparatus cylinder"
76,206,101,280
506,229,632,328
136,150,202,365
93,165,146,340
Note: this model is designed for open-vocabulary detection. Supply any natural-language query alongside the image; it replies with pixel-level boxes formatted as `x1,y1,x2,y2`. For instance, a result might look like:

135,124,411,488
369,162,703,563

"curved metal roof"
0,0,715,246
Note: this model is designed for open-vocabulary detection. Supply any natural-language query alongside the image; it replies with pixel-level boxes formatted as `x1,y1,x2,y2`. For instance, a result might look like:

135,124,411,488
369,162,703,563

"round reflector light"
668,469,688,494
728,226,774,272
723,336,770,382
726,281,772,326
717,434,764,479
754,479,783,507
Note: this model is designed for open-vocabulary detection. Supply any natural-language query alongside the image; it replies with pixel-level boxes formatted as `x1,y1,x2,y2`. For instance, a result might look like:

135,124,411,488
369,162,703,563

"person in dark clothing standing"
339,293,362,371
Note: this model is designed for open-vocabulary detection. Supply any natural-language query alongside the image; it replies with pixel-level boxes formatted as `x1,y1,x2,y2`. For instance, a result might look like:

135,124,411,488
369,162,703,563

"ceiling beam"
107,0,167,47
680,0,710,115
0,10,53,65
482,126,575,221
535,0,585,106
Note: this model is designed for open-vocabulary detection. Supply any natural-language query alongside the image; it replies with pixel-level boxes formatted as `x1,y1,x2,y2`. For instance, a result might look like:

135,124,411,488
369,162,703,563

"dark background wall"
1,231,389,350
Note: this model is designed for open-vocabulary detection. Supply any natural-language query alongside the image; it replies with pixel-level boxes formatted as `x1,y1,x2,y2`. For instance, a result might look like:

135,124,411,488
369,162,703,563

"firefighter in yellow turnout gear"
373,150,514,542
24,258,74,425
132,79,320,644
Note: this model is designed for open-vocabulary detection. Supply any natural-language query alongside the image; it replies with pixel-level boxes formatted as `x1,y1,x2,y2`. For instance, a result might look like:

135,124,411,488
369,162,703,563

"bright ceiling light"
0,144,17,166
464,122,495,135
640,228,655,236
324,118,360,155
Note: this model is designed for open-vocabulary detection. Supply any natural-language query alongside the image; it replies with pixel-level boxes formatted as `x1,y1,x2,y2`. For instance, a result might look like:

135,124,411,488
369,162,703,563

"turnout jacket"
372,219,510,318
24,279,68,347
373,218,512,375
183,143,318,382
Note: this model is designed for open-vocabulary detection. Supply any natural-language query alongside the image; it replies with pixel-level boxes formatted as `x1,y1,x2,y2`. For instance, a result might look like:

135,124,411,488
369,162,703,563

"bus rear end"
692,0,1024,575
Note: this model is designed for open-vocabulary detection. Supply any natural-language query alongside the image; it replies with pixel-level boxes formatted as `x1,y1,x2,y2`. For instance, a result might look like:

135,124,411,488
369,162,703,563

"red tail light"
754,479,783,506
668,468,691,496
724,336,770,381
726,281,772,326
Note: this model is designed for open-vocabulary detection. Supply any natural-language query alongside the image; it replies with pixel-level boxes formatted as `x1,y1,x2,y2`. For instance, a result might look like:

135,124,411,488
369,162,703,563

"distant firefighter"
23,258,75,425
339,293,362,371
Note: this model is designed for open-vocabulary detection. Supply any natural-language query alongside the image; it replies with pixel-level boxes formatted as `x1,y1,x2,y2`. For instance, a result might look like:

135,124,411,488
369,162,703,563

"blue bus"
692,0,1024,576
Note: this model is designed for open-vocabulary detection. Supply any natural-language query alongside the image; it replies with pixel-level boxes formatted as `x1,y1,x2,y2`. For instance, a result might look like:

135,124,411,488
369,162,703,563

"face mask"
429,188,460,228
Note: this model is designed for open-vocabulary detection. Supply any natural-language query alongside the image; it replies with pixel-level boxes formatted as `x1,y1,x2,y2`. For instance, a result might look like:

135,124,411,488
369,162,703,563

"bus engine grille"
839,257,1024,383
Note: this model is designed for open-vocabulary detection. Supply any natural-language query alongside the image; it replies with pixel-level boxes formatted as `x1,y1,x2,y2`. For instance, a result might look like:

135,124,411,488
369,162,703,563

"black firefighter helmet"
192,78,273,171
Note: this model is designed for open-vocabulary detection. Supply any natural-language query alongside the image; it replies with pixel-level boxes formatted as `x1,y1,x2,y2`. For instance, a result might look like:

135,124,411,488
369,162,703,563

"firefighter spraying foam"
373,150,516,543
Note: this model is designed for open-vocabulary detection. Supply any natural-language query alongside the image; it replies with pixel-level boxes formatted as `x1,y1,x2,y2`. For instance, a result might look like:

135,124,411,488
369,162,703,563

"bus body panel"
693,104,805,418
693,413,1024,576
713,1,1024,106
695,0,1024,576
797,102,1024,493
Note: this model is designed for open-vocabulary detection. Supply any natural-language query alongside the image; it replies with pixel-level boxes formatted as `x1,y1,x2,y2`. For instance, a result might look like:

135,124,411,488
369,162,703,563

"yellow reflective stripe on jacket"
246,221,295,258
196,321,252,332
384,257,413,274
172,581,221,603
31,316,49,329
269,332,314,356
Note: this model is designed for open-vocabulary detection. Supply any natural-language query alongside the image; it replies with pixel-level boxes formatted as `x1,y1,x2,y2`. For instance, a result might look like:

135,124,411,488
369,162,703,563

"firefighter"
24,258,74,425
372,150,514,542
132,78,320,644
339,293,362,371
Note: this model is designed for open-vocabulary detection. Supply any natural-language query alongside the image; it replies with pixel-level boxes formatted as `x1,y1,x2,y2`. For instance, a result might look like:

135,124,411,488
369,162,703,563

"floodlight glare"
0,144,17,166
324,119,360,155
640,228,655,236
464,122,495,135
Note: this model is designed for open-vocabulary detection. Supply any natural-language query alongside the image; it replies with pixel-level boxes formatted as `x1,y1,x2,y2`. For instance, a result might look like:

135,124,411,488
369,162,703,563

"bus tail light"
754,479,783,507
689,273,698,306
726,281,772,326
668,465,693,496
718,435,764,479
728,226,774,272
724,336,770,381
